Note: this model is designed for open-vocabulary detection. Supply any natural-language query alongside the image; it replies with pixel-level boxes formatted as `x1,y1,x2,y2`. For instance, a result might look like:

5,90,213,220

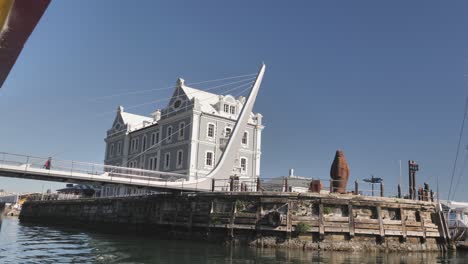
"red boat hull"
0,0,51,88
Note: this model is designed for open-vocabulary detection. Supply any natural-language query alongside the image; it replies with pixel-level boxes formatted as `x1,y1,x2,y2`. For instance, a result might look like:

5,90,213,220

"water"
0,217,467,264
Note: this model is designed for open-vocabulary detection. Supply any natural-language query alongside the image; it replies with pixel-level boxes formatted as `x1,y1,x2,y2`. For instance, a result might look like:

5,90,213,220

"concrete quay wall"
19,192,449,251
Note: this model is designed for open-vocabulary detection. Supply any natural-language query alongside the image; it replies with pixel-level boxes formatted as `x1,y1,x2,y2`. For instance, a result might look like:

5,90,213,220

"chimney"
151,109,161,122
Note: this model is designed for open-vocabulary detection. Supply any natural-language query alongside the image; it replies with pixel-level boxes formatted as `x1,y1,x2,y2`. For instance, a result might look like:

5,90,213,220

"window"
242,132,248,145
117,142,121,155
176,150,183,168
230,106,236,114
205,151,214,167
156,131,160,144
132,138,139,152
167,126,173,142
179,122,185,139
148,156,158,170
164,153,171,170
224,104,229,113
142,135,147,151
240,158,247,173
225,127,232,137
207,123,215,138
128,161,137,168
151,133,156,145
110,144,114,157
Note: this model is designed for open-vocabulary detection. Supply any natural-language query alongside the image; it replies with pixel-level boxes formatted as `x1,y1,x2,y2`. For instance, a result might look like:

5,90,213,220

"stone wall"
19,192,449,252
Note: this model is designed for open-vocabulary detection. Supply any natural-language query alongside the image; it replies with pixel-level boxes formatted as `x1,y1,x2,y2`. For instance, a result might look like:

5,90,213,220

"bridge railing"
0,152,187,184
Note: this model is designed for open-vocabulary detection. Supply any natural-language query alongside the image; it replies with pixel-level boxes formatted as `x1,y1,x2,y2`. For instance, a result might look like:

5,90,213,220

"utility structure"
363,175,383,197
408,160,419,200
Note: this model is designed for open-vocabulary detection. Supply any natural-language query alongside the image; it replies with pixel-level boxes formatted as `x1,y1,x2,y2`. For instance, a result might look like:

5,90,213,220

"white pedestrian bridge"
0,152,203,192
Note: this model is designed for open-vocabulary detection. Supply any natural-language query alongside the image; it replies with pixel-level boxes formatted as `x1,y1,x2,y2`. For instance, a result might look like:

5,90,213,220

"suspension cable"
92,73,257,100
447,97,468,202
94,77,255,117
104,81,254,139
451,146,468,201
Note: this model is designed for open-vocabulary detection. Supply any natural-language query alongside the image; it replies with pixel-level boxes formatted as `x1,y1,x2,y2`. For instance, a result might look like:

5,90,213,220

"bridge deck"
0,152,207,192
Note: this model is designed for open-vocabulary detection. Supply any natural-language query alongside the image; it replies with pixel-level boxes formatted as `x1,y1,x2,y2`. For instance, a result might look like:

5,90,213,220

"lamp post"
408,160,419,200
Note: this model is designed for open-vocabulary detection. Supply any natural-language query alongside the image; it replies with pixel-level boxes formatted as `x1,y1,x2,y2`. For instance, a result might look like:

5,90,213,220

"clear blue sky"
1,1,467,200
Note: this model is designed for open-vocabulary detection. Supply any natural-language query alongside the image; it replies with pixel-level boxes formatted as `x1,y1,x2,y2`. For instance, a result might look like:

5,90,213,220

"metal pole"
212,178,215,192
397,184,401,198
408,160,412,199
354,180,358,195
380,183,384,197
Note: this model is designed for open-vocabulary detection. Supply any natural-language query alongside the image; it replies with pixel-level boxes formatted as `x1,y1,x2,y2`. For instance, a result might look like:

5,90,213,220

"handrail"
0,151,187,180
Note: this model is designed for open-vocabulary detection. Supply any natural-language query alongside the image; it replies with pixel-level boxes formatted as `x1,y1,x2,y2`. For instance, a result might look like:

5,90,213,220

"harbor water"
0,217,467,263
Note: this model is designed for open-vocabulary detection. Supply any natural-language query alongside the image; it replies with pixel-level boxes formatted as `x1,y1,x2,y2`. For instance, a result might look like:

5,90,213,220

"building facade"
103,78,263,192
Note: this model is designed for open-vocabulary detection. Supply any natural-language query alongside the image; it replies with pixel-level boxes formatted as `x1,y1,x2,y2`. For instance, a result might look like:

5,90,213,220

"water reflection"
0,217,466,263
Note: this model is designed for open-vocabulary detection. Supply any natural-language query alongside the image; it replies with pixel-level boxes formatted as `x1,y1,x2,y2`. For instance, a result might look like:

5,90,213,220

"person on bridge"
43,157,52,170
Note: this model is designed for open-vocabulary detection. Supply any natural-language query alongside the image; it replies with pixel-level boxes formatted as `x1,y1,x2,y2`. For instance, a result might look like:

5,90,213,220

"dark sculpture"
330,150,350,194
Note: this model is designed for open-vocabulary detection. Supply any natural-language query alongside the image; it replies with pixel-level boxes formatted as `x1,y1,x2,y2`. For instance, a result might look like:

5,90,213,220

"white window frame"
179,122,185,140
167,126,173,143
164,152,171,170
176,149,183,169
117,142,121,155
205,151,214,168
148,156,158,170
132,138,139,152
142,135,147,151
230,105,236,114
223,104,229,113
110,144,115,157
242,131,249,147
225,127,232,137
207,123,215,140
240,157,248,174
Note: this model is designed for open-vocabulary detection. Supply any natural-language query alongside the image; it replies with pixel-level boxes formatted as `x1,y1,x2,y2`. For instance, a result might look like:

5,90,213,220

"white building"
102,78,264,196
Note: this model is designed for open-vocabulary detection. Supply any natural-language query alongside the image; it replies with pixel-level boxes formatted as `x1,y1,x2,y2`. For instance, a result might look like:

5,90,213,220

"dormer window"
224,104,229,113
230,106,236,114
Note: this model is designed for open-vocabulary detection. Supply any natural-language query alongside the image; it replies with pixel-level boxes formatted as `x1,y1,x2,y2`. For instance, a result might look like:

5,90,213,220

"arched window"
179,122,185,139
164,152,171,170
176,150,183,168
117,142,122,155
167,126,173,143
110,144,114,157
142,135,147,151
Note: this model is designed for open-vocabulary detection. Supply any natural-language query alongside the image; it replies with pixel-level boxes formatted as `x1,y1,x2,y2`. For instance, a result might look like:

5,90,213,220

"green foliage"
235,200,247,212
210,215,221,224
295,222,311,234
323,207,332,215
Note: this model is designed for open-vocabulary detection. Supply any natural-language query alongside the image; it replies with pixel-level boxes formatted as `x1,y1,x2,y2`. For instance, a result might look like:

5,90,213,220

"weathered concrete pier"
20,192,450,252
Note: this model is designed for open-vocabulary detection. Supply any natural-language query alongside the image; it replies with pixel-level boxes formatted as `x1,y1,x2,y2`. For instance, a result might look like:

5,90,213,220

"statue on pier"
330,150,350,194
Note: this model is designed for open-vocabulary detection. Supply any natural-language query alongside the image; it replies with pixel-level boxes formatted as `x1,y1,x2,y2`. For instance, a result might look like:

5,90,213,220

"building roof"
121,111,153,127
179,81,222,114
